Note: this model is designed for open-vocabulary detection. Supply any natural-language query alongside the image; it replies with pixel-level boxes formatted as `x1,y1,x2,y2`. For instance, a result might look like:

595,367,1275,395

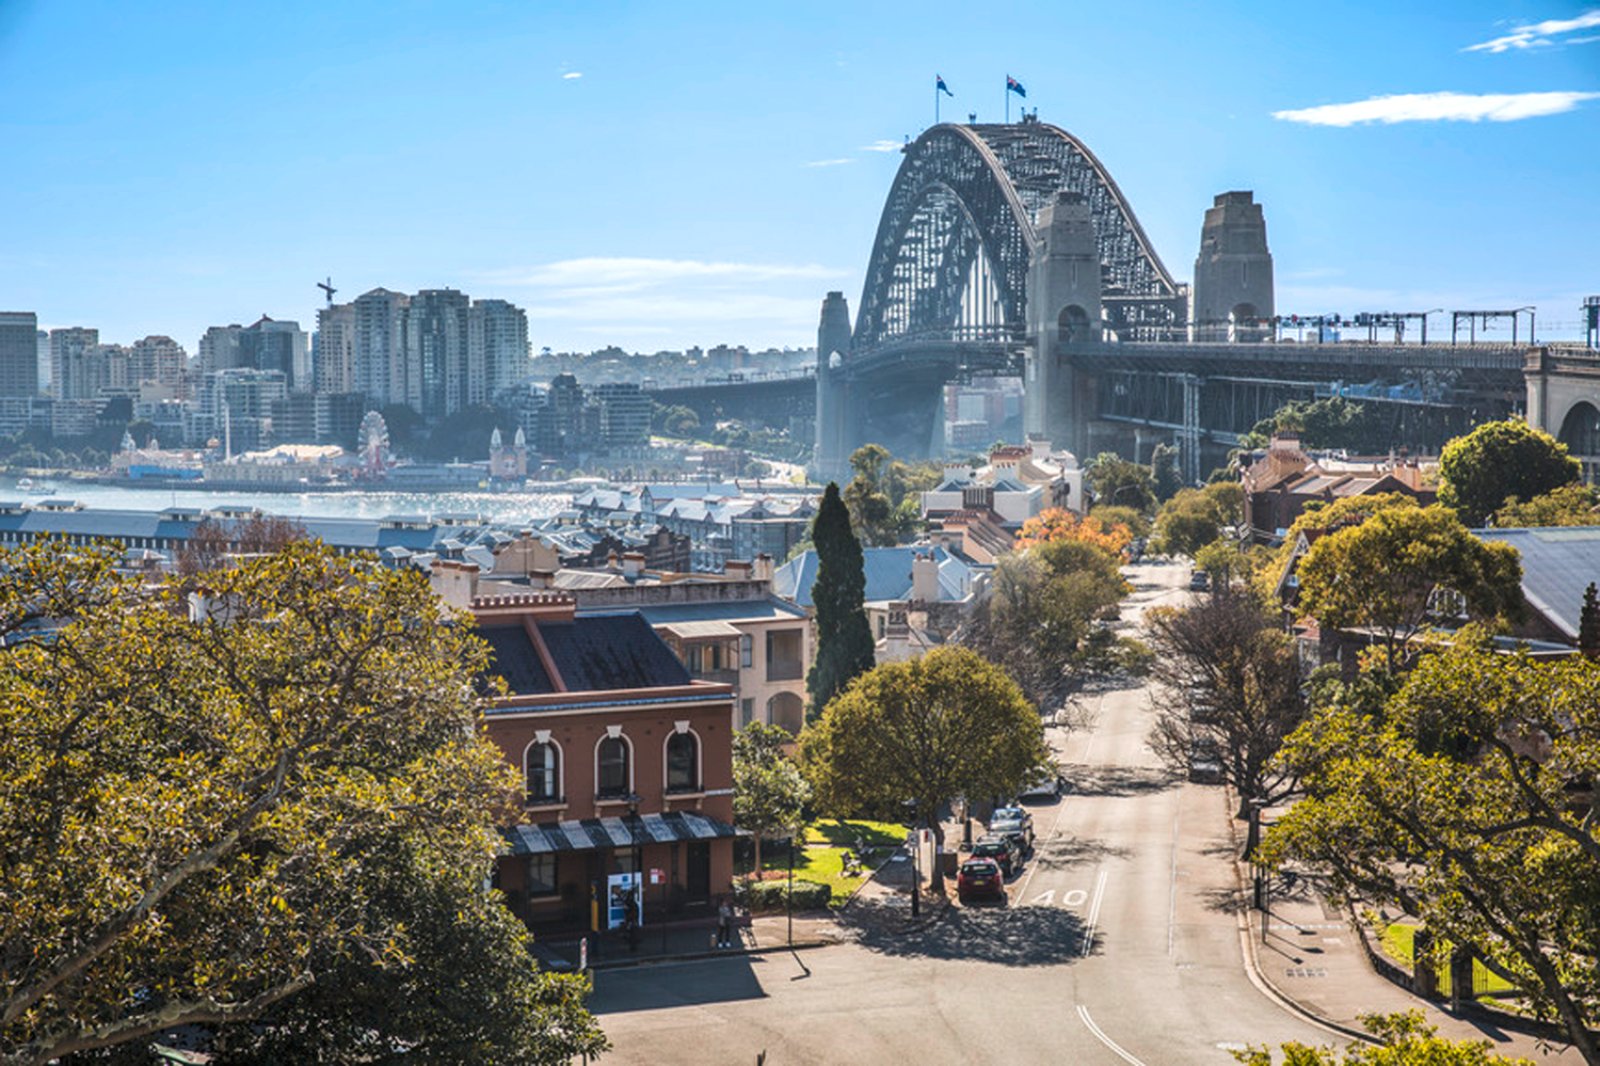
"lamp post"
624,794,643,951
786,822,796,947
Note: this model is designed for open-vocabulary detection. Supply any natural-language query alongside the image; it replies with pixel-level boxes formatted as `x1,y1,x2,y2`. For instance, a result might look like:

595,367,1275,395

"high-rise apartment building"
35,330,50,393
129,335,187,394
198,324,243,375
314,303,356,395
469,298,529,402
407,289,471,418
50,327,101,400
239,317,310,391
594,382,652,448
351,288,411,410
0,313,40,397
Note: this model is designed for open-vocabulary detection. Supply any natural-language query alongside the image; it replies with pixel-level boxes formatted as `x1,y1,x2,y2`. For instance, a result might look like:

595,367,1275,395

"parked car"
988,806,1035,852
1188,570,1211,592
1018,764,1065,801
958,857,1006,902
1188,738,1224,784
972,834,1022,877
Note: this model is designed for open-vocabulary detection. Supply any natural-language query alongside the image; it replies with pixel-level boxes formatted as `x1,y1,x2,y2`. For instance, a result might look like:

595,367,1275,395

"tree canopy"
1438,419,1580,527
961,535,1129,707
732,723,811,876
1246,396,1389,455
1014,507,1132,555
805,483,876,717
1087,452,1156,514
0,540,604,1065
1266,639,1600,1061
1493,481,1600,528
842,444,942,546
1232,1011,1534,1065
799,647,1047,890
1146,591,1307,815
1295,504,1522,670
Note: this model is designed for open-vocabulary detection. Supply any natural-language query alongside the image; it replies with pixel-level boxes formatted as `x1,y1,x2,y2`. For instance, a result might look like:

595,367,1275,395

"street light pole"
786,825,795,947
910,830,921,919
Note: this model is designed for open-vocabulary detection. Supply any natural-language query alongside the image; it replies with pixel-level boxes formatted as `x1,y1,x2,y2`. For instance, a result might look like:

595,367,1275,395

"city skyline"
1,1,1597,351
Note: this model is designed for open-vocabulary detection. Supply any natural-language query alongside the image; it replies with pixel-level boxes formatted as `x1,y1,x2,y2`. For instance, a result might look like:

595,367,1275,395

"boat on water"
15,478,56,495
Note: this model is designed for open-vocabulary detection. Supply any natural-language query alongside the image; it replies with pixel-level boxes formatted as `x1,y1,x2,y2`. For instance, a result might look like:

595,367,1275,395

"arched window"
1058,304,1091,342
768,692,804,736
596,734,632,799
525,740,561,804
1559,401,1600,457
666,730,700,792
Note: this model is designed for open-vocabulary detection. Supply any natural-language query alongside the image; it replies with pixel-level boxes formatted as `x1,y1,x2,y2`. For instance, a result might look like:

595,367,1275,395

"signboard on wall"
606,872,642,930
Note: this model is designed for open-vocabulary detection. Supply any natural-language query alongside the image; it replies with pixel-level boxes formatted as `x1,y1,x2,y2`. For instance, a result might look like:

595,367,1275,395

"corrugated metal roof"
1476,526,1600,641
659,619,743,640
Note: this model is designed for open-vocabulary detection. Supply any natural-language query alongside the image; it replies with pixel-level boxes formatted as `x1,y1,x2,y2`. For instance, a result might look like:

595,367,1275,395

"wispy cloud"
860,139,903,153
467,256,848,346
804,158,853,168
488,257,839,288
561,71,583,80
1272,90,1600,126
1464,9,1600,52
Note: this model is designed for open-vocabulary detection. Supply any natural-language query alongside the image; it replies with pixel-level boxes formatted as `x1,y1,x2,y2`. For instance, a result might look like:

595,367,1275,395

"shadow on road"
1035,834,1131,868
1068,765,1175,798
840,897,1087,966
588,954,769,1015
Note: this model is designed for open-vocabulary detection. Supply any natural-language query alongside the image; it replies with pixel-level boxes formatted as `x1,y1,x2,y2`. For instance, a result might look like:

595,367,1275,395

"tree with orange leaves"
1015,508,1132,556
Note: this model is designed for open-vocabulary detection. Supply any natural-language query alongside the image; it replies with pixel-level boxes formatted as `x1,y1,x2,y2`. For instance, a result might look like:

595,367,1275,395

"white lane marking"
1080,868,1108,956
1030,889,1055,906
1063,888,1087,907
1167,805,1181,956
1012,701,1100,905
1077,1005,1147,1065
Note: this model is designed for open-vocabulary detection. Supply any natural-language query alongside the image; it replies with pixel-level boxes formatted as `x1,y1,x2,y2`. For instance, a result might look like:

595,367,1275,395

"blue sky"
1,0,1597,353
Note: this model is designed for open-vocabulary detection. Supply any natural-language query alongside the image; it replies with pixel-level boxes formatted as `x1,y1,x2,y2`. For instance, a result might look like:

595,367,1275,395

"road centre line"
1077,1004,1148,1066
1080,868,1108,956
1167,805,1180,956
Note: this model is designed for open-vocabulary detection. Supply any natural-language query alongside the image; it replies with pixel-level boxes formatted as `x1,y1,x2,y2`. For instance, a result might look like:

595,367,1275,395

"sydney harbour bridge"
652,113,1578,482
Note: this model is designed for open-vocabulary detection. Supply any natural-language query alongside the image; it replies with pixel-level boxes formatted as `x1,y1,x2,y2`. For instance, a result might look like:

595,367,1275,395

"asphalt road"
588,561,1337,1064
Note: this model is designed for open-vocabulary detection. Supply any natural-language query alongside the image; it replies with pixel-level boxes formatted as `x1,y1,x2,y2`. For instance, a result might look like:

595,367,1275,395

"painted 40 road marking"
1026,888,1088,907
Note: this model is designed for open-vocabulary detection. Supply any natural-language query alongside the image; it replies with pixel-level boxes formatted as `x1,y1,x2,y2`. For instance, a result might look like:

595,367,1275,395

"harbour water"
0,477,576,525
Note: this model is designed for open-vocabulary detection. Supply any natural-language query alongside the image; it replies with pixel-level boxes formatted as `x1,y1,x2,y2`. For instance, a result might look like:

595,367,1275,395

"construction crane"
317,277,337,305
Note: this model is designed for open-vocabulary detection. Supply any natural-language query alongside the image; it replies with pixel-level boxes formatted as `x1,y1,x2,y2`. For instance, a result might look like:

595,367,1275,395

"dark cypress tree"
806,482,876,719
1581,583,1600,660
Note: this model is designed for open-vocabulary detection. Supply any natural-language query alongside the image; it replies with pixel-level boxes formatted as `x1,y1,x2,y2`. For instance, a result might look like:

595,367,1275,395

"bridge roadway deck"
1062,340,1527,377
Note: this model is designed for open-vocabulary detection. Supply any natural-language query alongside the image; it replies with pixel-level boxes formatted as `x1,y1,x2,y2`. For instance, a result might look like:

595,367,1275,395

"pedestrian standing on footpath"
717,896,734,949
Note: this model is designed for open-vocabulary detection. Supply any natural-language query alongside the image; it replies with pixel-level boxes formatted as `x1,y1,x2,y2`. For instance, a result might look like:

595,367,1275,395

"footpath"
1227,811,1583,1061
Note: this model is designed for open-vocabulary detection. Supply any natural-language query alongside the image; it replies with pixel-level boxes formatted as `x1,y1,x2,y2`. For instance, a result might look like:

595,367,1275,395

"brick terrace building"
473,592,738,934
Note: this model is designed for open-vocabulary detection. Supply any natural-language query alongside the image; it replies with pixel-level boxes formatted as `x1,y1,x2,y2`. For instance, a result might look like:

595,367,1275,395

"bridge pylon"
1025,191,1101,457
814,291,853,484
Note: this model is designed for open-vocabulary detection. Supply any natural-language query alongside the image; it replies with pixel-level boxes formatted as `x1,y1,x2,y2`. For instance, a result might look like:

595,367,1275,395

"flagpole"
935,78,940,126
1005,76,1010,124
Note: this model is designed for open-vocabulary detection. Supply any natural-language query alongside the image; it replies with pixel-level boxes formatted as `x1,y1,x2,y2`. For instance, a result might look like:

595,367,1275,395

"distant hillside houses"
570,482,817,570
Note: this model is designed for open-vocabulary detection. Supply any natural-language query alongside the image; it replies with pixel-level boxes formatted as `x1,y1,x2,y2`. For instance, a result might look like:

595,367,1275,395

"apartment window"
740,698,754,727
740,634,753,669
666,731,700,792
524,741,561,805
526,854,558,897
596,735,631,799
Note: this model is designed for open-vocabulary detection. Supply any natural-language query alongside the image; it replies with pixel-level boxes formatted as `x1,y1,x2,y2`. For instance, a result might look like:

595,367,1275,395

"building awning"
500,811,742,856
659,619,743,641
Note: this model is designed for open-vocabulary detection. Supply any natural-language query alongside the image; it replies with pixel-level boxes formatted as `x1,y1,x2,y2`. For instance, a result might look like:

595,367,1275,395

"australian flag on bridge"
1006,75,1026,98
936,74,954,97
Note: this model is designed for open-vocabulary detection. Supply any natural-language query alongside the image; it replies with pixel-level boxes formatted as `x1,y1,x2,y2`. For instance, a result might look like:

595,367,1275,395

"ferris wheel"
358,411,392,474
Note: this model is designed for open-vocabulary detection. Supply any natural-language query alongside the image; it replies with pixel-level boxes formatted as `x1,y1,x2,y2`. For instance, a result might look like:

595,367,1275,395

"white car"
1017,766,1064,801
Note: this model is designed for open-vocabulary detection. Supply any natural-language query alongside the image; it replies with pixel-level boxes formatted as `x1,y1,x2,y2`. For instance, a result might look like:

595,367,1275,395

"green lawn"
1375,921,1518,998
736,819,910,910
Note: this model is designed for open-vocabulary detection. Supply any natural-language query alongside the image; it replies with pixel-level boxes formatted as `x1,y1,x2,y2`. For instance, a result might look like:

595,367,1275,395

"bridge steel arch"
851,120,1183,355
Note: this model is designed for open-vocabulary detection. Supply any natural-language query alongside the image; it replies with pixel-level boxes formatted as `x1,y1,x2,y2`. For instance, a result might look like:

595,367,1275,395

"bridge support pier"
1025,192,1101,458
814,291,854,484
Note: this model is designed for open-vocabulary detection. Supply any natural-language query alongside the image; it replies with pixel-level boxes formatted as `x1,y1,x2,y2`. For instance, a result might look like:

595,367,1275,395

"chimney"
752,552,774,584
527,568,555,590
430,559,480,609
724,559,753,580
943,462,971,483
606,550,621,572
911,552,940,603
621,552,646,579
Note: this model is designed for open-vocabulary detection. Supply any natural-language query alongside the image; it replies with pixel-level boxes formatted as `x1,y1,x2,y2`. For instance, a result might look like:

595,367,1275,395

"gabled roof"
773,546,974,608
1475,526,1600,642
